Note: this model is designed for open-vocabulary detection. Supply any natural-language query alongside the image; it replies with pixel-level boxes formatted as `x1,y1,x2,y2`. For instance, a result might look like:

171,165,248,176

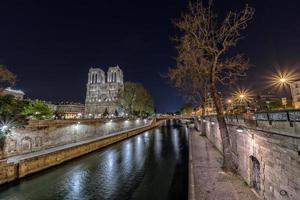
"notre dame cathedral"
85,66,124,118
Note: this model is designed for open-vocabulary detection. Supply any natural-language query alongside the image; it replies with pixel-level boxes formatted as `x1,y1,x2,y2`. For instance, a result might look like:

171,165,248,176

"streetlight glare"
280,78,286,83
1,125,8,131
269,69,298,89
232,88,253,103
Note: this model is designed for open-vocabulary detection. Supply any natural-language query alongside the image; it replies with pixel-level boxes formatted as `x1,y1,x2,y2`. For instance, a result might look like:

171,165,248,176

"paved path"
189,130,259,200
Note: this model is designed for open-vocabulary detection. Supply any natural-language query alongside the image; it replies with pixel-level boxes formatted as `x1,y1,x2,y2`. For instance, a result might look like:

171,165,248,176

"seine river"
0,121,188,200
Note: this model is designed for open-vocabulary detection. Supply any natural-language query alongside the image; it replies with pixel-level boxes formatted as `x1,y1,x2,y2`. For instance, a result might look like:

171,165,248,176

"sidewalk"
189,130,259,200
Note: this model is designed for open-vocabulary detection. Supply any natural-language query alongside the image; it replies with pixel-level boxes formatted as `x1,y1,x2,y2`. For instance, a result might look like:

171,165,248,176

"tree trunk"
210,73,234,171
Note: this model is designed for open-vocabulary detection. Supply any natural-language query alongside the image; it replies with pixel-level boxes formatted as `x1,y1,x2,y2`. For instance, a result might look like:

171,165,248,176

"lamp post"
227,99,233,114
232,88,252,113
272,71,293,109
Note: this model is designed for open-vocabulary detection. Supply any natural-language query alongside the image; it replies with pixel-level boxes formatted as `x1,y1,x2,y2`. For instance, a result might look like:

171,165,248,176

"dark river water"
0,121,189,200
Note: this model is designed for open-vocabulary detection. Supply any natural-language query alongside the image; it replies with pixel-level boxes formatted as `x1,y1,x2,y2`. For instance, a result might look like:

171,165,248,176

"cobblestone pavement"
189,130,259,200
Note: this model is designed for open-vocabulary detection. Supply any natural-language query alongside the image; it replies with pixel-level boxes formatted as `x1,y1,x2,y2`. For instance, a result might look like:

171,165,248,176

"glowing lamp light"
75,122,80,129
236,126,244,133
269,69,297,89
106,119,113,124
280,78,286,83
1,125,8,131
232,88,253,103
211,122,215,125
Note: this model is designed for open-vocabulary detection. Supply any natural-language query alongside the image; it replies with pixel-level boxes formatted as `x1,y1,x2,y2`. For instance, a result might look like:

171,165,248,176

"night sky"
1,0,300,112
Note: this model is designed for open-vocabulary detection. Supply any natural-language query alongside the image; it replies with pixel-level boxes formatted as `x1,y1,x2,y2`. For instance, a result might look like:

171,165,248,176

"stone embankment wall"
0,119,161,186
3,118,149,158
202,117,300,200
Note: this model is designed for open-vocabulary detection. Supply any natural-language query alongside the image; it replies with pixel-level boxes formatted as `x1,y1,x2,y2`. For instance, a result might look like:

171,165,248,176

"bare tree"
173,0,254,170
0,65,16,92
168,36,209,134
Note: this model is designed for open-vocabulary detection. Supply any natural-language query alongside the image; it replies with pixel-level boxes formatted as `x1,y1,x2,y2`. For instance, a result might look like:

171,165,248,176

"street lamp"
226,99,233,113
239,94,245,100
233,88,252,103
270,69,296,109
271,70,293,88
279,78,287,84
1,125,8,132
232,88,253,113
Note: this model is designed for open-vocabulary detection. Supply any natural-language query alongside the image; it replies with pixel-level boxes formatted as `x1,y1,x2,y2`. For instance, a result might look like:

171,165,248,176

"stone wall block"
205,117,300,199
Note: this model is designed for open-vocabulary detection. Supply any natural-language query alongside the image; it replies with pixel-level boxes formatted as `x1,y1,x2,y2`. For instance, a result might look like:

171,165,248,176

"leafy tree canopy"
22,100,54,120
180,104,194,115
118,82,155,116
0,95,27,150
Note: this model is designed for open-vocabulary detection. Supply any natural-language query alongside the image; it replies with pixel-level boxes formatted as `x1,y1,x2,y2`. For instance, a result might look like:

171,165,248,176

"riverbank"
189,129,259,200
0,119,188,200
0,119,162,186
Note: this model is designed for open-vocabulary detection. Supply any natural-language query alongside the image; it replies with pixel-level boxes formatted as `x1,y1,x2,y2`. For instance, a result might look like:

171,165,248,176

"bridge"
156,115,194,120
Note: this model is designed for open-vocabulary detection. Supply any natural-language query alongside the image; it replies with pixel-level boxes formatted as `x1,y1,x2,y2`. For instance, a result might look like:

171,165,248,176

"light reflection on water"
0,120,188,200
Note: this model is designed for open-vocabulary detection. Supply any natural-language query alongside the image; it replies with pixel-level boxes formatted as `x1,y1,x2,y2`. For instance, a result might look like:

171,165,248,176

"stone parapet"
0,119,161,186
3,118,150,158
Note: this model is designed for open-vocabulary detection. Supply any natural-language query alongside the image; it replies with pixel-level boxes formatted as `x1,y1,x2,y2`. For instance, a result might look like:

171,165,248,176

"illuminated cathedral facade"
85,66,124,118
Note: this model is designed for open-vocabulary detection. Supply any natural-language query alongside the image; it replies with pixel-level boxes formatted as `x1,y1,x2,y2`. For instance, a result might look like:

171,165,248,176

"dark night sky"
1,0,300,112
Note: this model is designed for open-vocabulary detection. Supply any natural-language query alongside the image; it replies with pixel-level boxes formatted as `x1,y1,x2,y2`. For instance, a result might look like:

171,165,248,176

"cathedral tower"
85,66,124,118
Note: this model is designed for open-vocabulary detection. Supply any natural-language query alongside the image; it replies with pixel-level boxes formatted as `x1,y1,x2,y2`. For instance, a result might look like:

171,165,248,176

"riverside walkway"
189,130,259,200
